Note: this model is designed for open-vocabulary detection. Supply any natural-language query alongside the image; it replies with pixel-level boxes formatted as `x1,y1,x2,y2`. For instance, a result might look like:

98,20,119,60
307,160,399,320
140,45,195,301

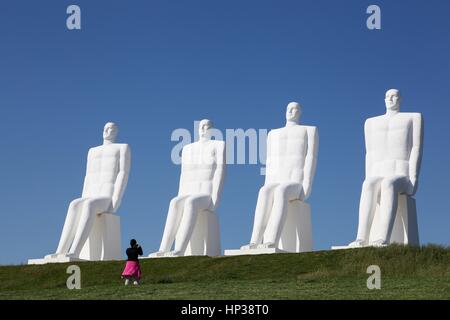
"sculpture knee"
183,198,198,214
362,179,378,192
169,197,182,210
81,201,98,217
274,185,290,201
69,199,83,210
381,178,397,192
259,185,272,198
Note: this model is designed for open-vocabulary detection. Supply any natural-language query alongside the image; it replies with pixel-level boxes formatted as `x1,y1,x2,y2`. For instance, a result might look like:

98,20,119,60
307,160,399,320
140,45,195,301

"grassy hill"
1,245,449,300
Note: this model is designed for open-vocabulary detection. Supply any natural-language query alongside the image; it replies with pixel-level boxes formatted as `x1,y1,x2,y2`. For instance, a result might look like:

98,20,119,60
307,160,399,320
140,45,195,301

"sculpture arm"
302,127,319,200
177,173,185,196
408,114,424,195
81,179,89,198
178,147,186,195
81,148,92,198
111,145,131,212
211,141,226,210
364,120,373,179
264,131,273,185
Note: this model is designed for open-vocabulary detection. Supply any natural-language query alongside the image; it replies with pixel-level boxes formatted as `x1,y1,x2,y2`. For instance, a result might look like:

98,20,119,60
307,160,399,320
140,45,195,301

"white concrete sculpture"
333,89,423,249
28,122,131,264
225,102,318,256
149,119,226,258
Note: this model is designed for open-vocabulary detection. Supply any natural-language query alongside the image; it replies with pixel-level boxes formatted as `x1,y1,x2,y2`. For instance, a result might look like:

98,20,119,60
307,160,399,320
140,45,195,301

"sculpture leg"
55,198,86,255
173,194,212,254
263,183,302,247
249,184,278,245
355,177,382,245
376,177,411,244
68,197,112,257
159,196,189,252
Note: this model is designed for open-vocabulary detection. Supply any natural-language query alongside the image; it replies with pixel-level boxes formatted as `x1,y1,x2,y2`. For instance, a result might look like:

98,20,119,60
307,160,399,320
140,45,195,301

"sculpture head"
199,119,213,141
385,89,401,112
103,122,118,143
286,102,302,123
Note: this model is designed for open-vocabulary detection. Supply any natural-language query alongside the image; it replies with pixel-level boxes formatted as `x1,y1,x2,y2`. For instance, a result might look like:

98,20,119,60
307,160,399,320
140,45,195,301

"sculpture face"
103,122,118,142
286,102,301,122
385,89,401,111
199,119,212,140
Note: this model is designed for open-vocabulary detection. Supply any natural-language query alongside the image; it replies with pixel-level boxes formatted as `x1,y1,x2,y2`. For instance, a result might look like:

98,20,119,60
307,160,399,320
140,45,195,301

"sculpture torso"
82,143,126,198
266,125,311,184
179,140,224,196
366,113,419,178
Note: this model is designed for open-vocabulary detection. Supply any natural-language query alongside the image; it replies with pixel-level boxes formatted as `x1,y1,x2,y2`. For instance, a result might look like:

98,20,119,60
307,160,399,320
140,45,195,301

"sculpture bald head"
199,119,213,140
385,89,402,111
286,102,302,123
103,122,118,143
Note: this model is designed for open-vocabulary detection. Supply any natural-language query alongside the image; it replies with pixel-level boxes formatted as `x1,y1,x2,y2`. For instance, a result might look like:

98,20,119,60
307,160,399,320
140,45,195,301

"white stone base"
28,254,86,265
277,200,312,252
225,200,313,256
331,245,358,250
332,195,419,250
370,195,419,245
224,247,288,256
79,213,122,261
182,210,221,256
28,212,122,265
147,210,221,258
145,252,167,259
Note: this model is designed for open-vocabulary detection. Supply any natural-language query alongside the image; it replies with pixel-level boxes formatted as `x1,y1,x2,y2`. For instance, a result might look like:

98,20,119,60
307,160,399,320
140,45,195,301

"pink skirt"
121,260,142,280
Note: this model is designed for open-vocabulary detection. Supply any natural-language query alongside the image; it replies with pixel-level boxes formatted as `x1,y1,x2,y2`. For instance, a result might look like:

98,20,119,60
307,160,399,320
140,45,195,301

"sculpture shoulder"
87,145,101,156
405,112,423,121
117,143,131,152
270,125,317,136
182,142,194,152
109,143,131,155
302,125,318,134
268,128,282,136
365,115,383,124
88,145,101,152
212,140,225,150
88,144,130,158
364,116,384,130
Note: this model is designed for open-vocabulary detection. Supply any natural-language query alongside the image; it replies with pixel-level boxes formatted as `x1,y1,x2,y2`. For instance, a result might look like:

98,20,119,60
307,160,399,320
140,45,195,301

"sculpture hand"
111,197,119,212
209,199,217,211
408,178,418,196
300,184,308,201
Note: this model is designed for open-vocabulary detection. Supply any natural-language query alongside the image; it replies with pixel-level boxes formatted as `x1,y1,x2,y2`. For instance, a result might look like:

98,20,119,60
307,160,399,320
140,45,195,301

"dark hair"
130,239,137,247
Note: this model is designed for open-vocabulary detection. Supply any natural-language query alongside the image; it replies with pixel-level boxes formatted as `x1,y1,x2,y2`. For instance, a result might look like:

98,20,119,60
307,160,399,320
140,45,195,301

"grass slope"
1,245,449,300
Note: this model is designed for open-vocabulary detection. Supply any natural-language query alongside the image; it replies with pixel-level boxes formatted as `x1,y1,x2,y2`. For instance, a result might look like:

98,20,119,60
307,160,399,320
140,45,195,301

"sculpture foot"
149,251,166,258
257,242,276,249
45,253,78,260
370,239,389,247
164,250,183,257
240,243,258,250
348,239,366,248
44,253,59,260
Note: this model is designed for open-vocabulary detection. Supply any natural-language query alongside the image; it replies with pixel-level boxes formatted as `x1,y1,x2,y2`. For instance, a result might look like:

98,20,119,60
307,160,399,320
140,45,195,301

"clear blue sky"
0,1,449,264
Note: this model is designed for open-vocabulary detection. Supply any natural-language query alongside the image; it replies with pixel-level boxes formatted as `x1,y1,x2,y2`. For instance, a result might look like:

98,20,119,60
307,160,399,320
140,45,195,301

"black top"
126,246,143,261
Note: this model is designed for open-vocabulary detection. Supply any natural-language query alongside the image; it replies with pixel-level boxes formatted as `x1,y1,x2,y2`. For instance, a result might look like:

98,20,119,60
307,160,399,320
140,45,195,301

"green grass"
1,245,449,299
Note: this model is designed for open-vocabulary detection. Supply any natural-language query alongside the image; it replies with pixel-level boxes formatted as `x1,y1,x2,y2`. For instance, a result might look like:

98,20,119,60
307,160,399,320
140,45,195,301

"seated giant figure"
347,89,423,248
150,119,226,257
29,122,131,264
230,102,318,254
